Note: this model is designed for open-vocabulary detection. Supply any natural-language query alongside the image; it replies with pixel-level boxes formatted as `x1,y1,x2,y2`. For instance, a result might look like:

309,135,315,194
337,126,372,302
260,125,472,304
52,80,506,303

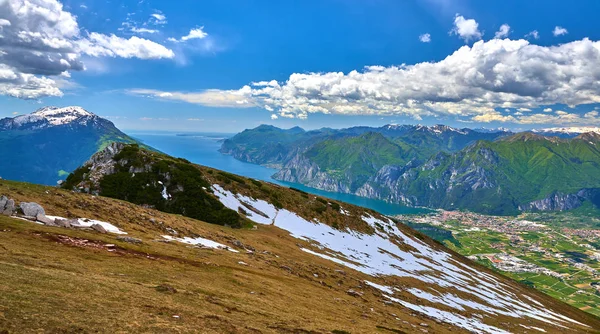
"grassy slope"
2,170,600,333
0,180,464,334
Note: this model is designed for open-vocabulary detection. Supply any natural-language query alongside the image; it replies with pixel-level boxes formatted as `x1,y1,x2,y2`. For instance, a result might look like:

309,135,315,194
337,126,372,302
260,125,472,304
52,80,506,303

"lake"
130,132,428,215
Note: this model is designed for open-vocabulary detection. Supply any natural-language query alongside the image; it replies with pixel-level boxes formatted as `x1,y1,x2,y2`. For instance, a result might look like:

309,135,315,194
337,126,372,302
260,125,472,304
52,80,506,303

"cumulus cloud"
270,114,278,120
0,0,174,99
419,33,431,43
130,38,600,126
553,26,568,36
494,24,510,39
543,108,552,112
450,14,482,42
525,30,540,39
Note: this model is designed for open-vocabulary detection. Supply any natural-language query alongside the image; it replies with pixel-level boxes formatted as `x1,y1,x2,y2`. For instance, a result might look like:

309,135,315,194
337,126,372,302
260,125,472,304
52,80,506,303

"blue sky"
1,0,600,132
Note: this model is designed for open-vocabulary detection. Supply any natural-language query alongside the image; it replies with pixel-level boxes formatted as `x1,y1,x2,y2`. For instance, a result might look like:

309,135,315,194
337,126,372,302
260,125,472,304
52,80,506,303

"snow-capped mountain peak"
1,106,102,130
31,106,95,126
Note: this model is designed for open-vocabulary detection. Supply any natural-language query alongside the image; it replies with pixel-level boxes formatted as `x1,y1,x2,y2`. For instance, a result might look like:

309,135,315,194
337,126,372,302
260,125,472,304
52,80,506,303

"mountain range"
222,124,600,215
0,106,139,185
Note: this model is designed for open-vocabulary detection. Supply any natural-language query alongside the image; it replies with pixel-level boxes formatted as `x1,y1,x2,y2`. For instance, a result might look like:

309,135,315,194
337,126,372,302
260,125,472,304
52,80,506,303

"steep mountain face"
42,144,600,333
0,106,139,185
224,125,600,214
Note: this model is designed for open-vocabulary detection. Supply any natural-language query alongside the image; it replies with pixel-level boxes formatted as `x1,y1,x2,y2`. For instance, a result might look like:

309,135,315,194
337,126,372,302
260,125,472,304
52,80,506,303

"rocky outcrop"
519,189,600,211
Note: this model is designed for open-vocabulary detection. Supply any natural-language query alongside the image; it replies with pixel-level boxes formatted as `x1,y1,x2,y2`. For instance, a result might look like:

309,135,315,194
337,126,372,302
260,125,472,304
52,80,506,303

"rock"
347,289,363,297
0,196,7,210
2,199,15,216
90,223,107,233
36,213,57,226
20,202,45,217
55,218,79,228
232,240,244,248
155,284,177,294
116,236,142,244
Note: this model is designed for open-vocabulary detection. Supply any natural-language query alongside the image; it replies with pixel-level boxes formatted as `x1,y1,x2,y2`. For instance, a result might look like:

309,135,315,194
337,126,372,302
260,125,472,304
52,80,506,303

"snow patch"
46,215,127,234
162,235,239,252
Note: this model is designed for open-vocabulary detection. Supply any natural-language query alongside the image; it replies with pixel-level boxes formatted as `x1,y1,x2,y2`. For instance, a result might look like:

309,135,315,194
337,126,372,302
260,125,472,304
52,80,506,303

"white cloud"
79,33,174,59
553,26,568,36
494,24,510,39
151,13,167,25
450,14,482,42
130,38,600,126
585,111,598,118
187,118,203,121
0,0,174,99
419,33,431,43
168,27,209,43
130,27,158,34
543,108,552,112
128,87,255,107
270,114,278,120
525,30,540,39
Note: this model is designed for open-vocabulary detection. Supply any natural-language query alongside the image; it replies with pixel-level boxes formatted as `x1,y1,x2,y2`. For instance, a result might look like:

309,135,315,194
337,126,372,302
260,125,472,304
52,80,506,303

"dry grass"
0,179,599,333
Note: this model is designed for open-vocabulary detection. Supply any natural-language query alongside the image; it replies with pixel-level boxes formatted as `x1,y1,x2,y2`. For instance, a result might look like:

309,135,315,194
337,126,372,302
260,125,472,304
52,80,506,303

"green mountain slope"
0,106,141,185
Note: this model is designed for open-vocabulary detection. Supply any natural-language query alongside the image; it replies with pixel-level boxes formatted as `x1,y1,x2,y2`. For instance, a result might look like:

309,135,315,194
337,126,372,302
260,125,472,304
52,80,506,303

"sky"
1,0,600,132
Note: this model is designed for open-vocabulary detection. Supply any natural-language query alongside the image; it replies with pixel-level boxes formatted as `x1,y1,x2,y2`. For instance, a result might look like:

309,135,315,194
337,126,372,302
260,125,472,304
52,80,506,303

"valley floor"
396,209,600,318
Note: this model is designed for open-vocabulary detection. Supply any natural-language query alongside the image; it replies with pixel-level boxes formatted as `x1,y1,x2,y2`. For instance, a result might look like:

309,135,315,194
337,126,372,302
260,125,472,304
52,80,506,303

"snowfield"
212,184,589,333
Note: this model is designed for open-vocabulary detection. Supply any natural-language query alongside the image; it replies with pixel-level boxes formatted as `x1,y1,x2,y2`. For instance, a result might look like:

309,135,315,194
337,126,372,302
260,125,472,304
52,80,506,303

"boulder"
0,196,7,210
90,223,107,233
55,218,79,228
116,236,142,244
2,199,15,216
20,202,45,217
36,213,57,226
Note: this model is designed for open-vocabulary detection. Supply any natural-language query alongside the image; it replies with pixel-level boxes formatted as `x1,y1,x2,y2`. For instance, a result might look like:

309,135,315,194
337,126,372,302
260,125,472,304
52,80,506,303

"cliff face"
518,189,600,211
273,154,352,193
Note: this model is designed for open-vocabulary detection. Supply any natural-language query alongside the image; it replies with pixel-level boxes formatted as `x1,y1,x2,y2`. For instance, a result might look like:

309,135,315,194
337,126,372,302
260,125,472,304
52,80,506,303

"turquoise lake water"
130,132,428,216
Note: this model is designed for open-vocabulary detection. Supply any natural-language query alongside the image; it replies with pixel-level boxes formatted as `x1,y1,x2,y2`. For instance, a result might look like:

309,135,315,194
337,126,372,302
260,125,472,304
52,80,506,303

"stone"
20,202,45,217
116,236,142,244
347,289,363,297
55,218,78,228
36,213,57,226
0,196,7,210
2,199,15,216
90,223,107,233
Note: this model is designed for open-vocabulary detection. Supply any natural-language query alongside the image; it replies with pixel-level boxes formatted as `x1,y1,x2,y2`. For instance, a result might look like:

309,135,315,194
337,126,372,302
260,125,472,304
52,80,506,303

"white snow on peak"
6,106,97,129
534,126,600,135
210,184,590,333
31,106,95,126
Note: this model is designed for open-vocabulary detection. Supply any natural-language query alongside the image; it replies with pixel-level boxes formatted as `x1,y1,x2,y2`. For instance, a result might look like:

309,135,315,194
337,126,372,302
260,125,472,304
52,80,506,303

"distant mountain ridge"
0,106,140,185
222,124,600,214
